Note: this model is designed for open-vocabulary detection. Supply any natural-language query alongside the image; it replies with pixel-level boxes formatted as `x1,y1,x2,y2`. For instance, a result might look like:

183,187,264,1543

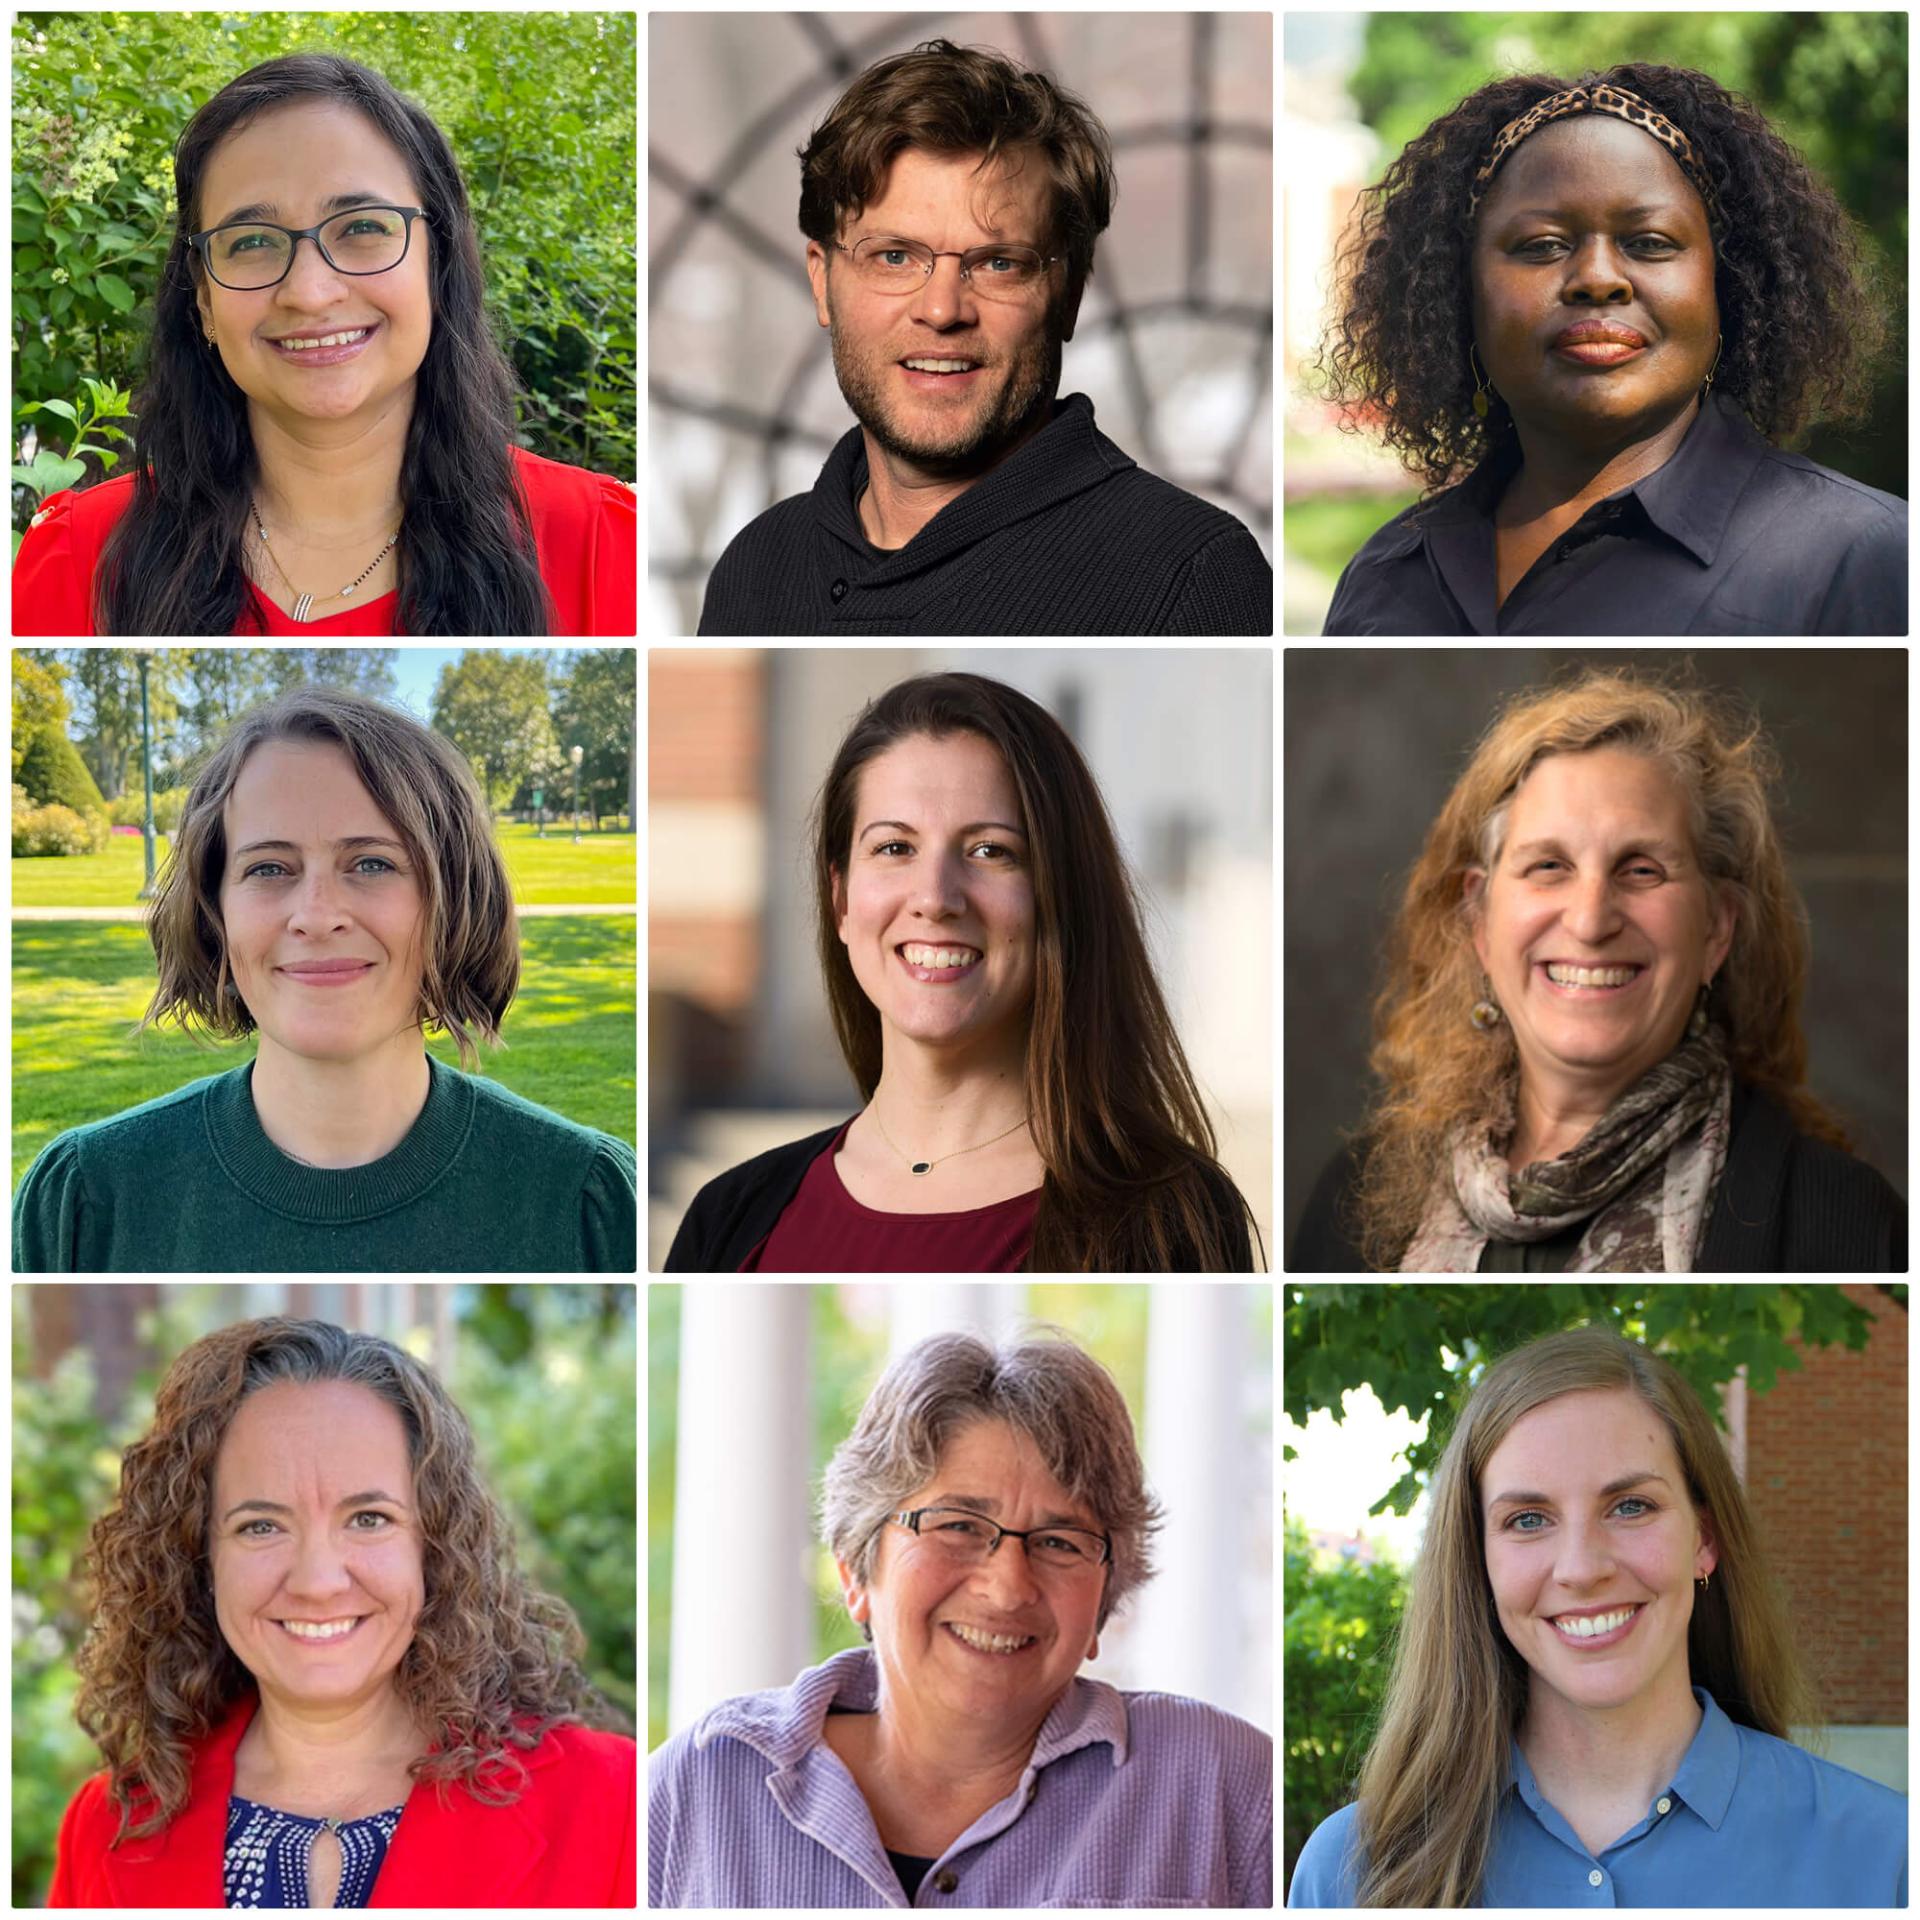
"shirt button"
830,579,849,602
1588,1868,1605,1887
933,1869,958,1892
1656,1796,1672,1813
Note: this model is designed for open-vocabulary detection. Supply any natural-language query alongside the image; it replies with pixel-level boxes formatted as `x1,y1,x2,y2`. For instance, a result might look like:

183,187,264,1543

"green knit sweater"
11,1053,635,1272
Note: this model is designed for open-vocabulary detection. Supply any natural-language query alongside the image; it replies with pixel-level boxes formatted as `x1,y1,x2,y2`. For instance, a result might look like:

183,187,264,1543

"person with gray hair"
648,1329,1272,1906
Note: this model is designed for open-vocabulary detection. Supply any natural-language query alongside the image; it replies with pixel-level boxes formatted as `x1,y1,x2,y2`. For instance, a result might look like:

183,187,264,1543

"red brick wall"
648,652,762,803
1743,1284,1907,1723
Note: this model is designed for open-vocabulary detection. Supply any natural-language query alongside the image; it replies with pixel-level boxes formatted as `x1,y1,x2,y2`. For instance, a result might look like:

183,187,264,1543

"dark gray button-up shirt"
1321,391,1906,634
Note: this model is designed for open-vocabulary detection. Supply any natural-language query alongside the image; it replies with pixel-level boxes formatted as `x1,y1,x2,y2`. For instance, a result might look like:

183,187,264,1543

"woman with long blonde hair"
1287,1326,1904,1906
1290,666,1901,1271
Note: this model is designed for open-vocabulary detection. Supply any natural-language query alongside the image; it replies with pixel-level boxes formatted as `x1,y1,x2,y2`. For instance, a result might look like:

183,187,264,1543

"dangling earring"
1469,343,1494,420
1470,978,1504,1031
1701,337,1722,400
1688,977,1713,1039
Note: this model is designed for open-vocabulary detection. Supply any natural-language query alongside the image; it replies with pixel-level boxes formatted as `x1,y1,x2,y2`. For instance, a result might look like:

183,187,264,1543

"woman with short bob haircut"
649,1328,1272,1906
10,684,635,1272
11,51,636,636
1287,1325,1905,1907
47,1315,636,1905
1291,666,1903,1271
666,671,1262,1271
1311,62,1903,635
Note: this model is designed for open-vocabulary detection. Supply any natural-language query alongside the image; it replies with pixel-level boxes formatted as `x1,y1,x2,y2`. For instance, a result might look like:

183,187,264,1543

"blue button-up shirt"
649,1647,1272,1906
1287,1684,1906,1906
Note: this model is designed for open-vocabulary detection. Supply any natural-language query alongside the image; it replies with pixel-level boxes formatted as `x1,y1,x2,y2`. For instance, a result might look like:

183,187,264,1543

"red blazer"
11,445,636,636
46,1691,637,1908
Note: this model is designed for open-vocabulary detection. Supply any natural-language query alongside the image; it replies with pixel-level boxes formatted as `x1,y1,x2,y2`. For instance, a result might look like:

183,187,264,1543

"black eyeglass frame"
831,238,1061,291
892,1505,1112,1566
187,205,430,291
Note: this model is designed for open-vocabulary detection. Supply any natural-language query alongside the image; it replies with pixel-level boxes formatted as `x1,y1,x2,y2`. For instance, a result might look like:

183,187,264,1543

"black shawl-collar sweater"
696,393,1272,636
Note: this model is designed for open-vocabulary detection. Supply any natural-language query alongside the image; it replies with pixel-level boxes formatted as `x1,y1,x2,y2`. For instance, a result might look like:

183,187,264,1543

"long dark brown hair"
92,53,552,634
809,672,1261,1271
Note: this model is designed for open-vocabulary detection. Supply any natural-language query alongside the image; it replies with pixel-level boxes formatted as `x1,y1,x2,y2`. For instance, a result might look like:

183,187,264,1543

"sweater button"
830,579,849,602
933,1870,958,1892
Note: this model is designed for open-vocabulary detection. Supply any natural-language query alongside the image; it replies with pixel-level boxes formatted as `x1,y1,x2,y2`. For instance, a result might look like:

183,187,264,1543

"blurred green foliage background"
12,1284,635,1907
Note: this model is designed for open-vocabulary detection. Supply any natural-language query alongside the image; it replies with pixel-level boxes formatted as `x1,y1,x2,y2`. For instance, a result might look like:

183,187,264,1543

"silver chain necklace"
250,498,401,622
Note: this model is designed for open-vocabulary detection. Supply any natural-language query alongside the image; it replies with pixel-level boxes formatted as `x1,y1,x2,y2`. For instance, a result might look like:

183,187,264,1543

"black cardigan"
662,1121,1260,1273
1288,1081,1905,1272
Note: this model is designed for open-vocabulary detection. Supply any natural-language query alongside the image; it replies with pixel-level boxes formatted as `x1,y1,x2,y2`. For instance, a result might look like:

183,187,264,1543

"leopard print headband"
1467,83,1723,231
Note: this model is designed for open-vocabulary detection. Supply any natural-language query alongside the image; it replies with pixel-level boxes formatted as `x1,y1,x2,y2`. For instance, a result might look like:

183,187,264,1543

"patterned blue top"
223,1793,408,1909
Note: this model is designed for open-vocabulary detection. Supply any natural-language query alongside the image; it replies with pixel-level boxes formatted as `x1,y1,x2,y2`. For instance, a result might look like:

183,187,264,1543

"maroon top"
740,1119,1040,1271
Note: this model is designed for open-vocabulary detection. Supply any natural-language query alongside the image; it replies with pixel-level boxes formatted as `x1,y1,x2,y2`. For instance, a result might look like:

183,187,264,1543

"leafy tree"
1284,1284,1899,1515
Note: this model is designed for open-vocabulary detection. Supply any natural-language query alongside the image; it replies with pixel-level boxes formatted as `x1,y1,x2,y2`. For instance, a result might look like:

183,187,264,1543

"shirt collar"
693,1645,1132,1773
1406,392,1767,565
1507,1683,1740,1832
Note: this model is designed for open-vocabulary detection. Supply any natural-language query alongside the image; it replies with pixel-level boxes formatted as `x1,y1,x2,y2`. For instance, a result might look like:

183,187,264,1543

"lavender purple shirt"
648,1647,1272,1907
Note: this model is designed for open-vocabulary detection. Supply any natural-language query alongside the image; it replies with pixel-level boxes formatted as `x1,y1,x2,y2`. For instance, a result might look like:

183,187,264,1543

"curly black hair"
1310,63,1894,498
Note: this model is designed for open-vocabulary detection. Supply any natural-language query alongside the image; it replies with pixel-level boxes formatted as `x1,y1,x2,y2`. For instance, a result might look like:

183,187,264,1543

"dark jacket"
1320,390,1907,636
1288,1081,1905,1272
664,1120,1261,1272
696,393,1272,636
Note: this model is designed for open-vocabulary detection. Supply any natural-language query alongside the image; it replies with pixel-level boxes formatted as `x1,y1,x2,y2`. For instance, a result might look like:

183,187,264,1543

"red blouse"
11,444,635,635
741,1118,1040,1271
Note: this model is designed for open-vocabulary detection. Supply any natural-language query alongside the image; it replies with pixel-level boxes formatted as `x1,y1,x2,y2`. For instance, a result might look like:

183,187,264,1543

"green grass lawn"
11,820,636,909
11,914,635,1184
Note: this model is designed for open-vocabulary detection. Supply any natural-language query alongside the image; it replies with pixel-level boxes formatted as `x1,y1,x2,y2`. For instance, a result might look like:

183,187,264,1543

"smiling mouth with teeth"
945,1621,1037,1654
1540,962,1644,990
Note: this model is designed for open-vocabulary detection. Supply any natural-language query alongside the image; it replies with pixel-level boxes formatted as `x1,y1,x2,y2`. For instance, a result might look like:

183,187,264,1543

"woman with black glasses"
13,53,635,635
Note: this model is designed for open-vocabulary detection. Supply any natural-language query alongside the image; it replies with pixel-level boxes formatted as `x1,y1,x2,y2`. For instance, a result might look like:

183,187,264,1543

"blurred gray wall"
648,10,1273,633
1284,648,1908,1262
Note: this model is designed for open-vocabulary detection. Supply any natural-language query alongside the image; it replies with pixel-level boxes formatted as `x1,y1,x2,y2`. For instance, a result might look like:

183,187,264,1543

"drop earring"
1469,343,1494,420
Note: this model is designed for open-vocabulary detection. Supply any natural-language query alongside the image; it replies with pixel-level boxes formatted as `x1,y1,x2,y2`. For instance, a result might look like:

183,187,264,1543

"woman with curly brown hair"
9,685,635,1273
1289,667,1904,1271
1310,64,1904,635
47,1316,635,1906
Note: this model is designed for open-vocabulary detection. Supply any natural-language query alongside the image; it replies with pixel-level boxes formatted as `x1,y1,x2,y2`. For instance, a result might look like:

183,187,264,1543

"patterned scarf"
1402,1025,1732,1272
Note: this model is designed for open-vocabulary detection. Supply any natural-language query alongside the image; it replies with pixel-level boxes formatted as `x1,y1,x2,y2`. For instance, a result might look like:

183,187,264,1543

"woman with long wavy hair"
48,1315,635,1906
12,52,635,635
1288,1325,1904,1906
666,671,1261,1271
1290,665,1903,1271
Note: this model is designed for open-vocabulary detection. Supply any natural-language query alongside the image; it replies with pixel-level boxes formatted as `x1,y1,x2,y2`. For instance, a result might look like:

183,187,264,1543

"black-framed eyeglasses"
893,1506,1111,1571
188,205,429,291
832,237,1060,300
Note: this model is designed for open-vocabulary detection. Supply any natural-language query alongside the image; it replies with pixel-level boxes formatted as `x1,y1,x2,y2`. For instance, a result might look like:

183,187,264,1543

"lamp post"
569,744,584,844
134,649,157,901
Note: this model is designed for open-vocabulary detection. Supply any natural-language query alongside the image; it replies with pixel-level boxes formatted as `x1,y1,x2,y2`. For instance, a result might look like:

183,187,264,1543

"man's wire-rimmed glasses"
833,237,1059,300
188,205,429,291
892,1506,1111,1572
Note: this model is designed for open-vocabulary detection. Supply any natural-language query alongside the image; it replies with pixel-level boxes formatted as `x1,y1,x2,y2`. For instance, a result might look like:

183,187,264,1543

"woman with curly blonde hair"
1290,666,1902,1270
1288,1326,1905,1905
48,1316,635,1907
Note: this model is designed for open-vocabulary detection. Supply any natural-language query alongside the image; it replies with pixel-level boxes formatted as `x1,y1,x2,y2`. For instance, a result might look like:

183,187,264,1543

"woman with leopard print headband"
1312,63,1904,636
